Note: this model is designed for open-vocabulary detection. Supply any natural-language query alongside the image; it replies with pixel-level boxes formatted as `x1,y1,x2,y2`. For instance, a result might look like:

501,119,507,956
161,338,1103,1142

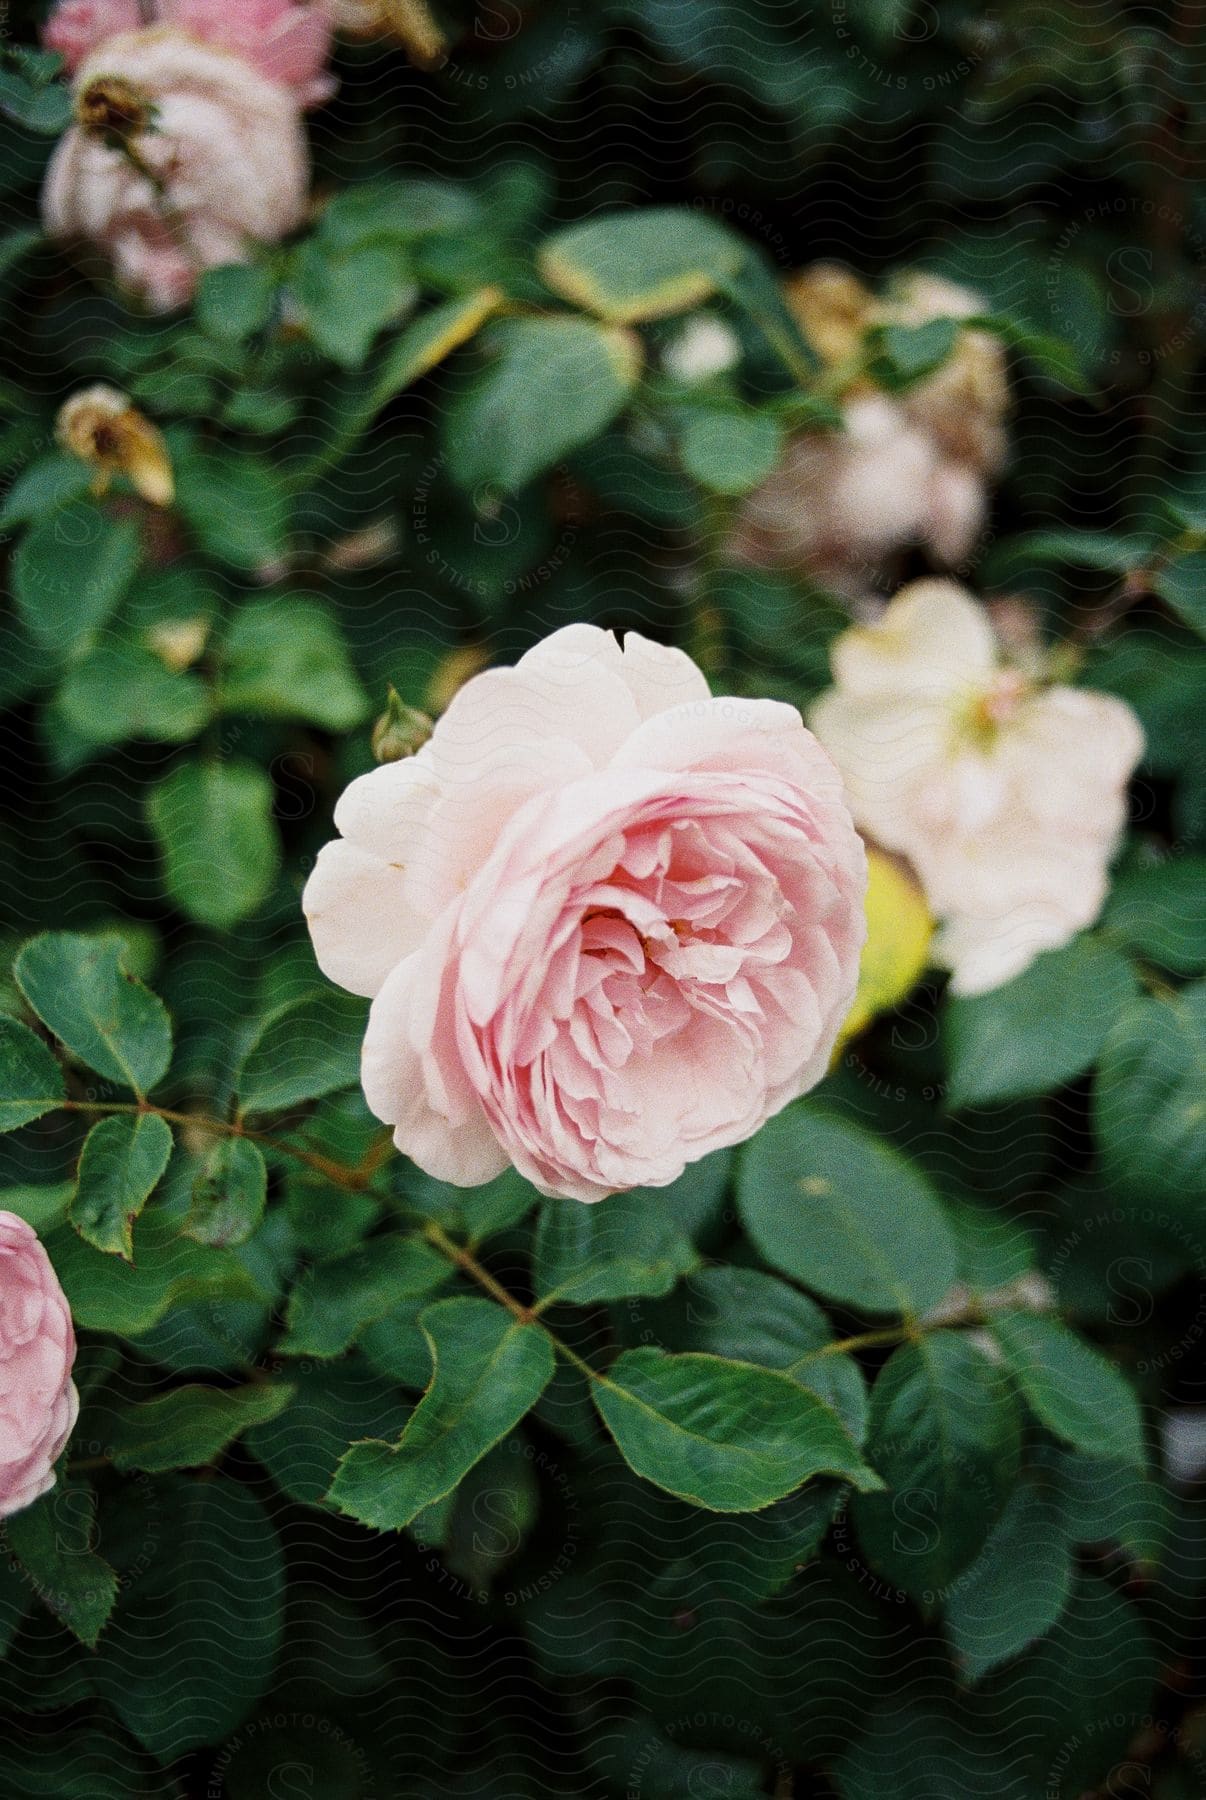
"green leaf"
851,1333,1021,1600
106,1382,294,1473
1153,551,1206,637
328,1298,556,1529
217,596,370,731
11,501,141,656
234,988,367,1117
944,1473,1075,1680
737,1105,960,1316
280,1236,450,1358
90,1477,283,1760
246,1365,411,1506
368,286,503,411
195,261,276,342
294,238,417,368
532,1189,698,1304
318,176,480,250
539,207,744,322
175,447,290,570
147,758,280,930
50,1210,262,1335
666,1264,868,1445
592,1346,882,1513
874,316,960,383
14,931,172,1097
0,1181,74,1233
185,1136,267,1248
1094,985,1206,1209
4,1489,118,1650
990,1310,1146,1466
56,642,213,746
0,1015,64,1133
445,315,640,493
1103,856,1206,975
70,1112,173,1259
971,313,1093,394
679,406,784,495
944,937,1137,1108
0,452,91,528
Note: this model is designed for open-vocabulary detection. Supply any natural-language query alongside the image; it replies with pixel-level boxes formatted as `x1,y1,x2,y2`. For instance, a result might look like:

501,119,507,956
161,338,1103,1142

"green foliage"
147,758,280,929
71,1112,174,1258
14,933,173,1098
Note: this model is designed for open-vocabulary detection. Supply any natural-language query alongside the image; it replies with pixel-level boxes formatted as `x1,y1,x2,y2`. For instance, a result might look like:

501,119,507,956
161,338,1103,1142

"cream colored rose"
811,581,1145,995
43,27,310,313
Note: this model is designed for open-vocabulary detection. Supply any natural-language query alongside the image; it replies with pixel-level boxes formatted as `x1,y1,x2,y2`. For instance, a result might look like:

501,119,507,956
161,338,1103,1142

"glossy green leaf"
539,207,744,321
147,758,280,930
280,1236,450,1358
329,1298,556,1529
679,406,784,494
217,596,370,732
991,1310,1146,1466
4,1489,118,1650
70,1111,173,1259
50,1211,262,1335
185,1136,267,1248
195,260,276,341
593,1346,882,1513
944,936,1137,1107
445,315,640,493
106,1382,294,1473
175,447,290,570
11,501,141,656
235,988,366,1117
1103,856,1206,975
737,1105,960,1316
14,932,173,1097
532,1188,699,1304
944,1473,1075,1680
294,238,418,368
852,1332,1021,1600
0,1016,64,1133
247,1365,411,1506
56,642,213,747
1095,985,1206,1207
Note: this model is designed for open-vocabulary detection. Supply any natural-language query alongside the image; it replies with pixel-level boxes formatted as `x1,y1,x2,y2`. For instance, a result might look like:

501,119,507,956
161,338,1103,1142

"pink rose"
305,626,867,1202
44,0,333,105
43,27,311,314
0,1214,79,1520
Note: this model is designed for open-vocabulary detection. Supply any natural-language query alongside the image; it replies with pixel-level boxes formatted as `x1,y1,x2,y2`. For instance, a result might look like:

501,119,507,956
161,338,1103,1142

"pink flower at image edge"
305,626,868,1202
0,1214,78,1520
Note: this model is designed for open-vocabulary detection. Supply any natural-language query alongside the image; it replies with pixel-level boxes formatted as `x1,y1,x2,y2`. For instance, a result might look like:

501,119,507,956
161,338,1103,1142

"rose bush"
306,626,866,1199
0,3,1202,1795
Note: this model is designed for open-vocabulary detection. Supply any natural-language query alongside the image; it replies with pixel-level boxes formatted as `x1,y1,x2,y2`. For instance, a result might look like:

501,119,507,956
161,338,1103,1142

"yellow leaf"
836,850,933,1050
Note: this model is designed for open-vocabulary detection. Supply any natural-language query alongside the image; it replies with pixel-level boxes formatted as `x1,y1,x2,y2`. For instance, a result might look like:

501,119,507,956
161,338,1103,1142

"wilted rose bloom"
732,265,1008,593
305,625,866,1201
44,0,333,104
0,1214,79,1520
320,0,445,64
43,27,311,313
56,382,174,505
811,581,1145,996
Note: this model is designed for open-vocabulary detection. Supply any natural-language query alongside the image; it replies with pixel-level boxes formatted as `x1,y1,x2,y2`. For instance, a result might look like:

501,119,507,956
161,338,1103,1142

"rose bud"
305,625,867,1202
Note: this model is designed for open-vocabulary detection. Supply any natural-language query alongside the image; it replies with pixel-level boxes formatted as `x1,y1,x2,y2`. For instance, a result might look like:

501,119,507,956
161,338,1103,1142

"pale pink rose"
305,626,867,1201
43,0,142,70
811,581,1145,996
43,27,310,314
0,1214,79,1520
44,0,333,104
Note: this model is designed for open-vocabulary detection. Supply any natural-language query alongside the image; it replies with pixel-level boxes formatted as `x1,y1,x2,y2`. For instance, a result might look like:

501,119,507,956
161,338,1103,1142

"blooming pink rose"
44,0,333,104
43,27,311,313
304,626,867,1202
0,1214,79,1520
